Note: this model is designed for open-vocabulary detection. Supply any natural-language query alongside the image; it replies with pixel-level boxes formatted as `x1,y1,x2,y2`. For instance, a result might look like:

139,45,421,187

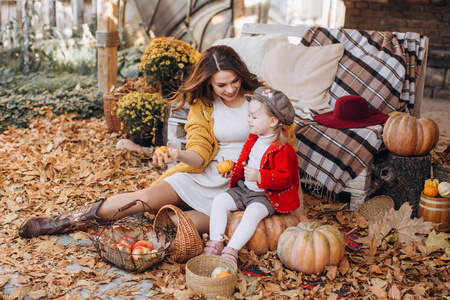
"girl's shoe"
202,240,224,256
221,246,238,264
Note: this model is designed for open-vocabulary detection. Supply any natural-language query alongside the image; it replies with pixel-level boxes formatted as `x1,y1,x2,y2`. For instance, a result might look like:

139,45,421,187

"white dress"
163,98,249,216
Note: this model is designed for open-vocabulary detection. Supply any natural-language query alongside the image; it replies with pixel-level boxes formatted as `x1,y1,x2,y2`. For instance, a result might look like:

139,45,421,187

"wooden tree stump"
373,152,431,217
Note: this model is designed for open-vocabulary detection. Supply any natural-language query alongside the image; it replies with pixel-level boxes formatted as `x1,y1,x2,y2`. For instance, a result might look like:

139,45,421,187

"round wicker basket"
153,204,204,263
186,255,238,299
103,92,127,133
357,195,394,222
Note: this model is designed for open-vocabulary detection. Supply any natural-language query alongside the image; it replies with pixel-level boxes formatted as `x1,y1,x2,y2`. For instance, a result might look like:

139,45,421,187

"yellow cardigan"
152,98,297,185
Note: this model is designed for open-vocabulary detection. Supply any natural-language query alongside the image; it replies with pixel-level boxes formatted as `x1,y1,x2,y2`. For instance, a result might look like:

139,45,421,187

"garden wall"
343,0,450,100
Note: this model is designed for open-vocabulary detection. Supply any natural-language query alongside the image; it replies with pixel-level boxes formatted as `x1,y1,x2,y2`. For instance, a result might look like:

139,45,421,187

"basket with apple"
89,200,171,272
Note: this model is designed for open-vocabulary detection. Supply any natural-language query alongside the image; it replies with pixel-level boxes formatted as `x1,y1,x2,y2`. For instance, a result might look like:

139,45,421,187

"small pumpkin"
424,178,439,188
217,159,235,174
438,182,450,198
225,209,303,255
277,222,345,275
154,146,169,159
383,113,439,157
423,185,439,197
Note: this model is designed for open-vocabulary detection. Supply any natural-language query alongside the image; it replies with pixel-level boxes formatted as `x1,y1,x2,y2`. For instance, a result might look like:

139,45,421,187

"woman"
19,45,265,238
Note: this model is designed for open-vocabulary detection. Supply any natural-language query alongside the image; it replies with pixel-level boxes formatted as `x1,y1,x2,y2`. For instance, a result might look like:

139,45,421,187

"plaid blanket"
296,27,426,194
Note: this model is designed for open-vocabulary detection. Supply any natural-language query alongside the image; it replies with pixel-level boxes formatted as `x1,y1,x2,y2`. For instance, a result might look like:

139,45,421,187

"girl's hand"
220,171,232,179
244,166,261,183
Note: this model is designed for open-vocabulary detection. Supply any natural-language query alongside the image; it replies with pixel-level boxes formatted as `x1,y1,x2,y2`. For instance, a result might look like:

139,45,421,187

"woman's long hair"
171,45,263,109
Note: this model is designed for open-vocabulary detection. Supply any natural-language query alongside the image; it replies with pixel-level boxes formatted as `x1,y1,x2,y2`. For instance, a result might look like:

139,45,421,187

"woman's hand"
153,146,204,168
153,146,180,168
244,166,261,183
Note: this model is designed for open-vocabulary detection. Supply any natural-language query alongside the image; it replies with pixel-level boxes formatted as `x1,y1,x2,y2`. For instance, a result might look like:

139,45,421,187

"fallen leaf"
425,230,450,255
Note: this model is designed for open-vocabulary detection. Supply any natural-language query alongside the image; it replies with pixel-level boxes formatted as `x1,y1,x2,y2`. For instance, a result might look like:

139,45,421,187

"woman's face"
209,70,242,104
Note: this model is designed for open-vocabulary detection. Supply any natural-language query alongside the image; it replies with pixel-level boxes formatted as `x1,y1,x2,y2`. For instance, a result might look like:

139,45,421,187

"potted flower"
115,91,166,147
139,37,201,97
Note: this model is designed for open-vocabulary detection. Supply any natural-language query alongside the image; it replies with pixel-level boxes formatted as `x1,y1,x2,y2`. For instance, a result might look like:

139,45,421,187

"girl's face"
247,99,278,136
210,70,242,106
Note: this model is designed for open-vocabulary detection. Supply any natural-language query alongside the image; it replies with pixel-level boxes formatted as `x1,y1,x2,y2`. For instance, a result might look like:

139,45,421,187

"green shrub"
0,72,104,132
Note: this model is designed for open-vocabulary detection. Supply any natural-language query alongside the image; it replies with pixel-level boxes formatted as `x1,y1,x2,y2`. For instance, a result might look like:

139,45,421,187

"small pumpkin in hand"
217,160,235,174
154,146,169,159
423,185,439,197
438,182,450,198
277,222,345,275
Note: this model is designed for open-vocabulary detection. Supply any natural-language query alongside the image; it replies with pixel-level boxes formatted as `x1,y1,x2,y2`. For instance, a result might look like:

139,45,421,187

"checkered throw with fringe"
295,27,426,194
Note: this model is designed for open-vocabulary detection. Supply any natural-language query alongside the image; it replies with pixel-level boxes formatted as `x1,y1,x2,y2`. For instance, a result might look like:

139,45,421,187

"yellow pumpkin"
423,185,439,197
225,209,303,255
438,182,450,198
383,113,439,157
424,178,439,188
277,222,345,275
216,160,235,174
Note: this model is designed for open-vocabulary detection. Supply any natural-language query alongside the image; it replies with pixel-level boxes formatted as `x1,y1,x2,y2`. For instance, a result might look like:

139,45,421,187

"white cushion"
261,39,345,111
212,34,287,78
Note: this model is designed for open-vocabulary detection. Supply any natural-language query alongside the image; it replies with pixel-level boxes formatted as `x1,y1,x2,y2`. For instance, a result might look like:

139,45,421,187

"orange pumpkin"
423,185,439,197
217,160,235,174
277,222,345,275
154,146,169,159
225,209,303,255
383,113,439,157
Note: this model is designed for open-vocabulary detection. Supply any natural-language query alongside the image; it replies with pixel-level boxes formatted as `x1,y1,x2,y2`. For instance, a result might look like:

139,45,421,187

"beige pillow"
261,39,345,111
212,34,287,78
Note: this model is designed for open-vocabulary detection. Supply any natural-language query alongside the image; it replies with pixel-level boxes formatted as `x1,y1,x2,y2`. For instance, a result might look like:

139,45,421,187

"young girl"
202,87,300,264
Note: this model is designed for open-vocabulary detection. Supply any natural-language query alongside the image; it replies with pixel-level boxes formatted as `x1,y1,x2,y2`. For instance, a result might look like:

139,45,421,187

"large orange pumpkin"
225,209,303,255
383,113,439,157
277,222,345,275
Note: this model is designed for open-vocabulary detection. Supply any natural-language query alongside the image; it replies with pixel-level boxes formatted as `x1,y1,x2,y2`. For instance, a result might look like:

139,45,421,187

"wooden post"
72,0,84,27
96,0,119,93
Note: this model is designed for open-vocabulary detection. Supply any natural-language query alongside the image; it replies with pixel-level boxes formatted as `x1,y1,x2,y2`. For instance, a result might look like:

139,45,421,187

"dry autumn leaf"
425,230,450,255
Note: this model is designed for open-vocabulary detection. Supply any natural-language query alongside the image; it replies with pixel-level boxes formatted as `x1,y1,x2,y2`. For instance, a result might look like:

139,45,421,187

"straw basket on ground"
103,92,127,133
418,192,450,232
186,255,238,299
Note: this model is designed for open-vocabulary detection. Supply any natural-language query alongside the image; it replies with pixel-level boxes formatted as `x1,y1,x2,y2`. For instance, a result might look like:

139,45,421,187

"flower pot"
131,135,154,147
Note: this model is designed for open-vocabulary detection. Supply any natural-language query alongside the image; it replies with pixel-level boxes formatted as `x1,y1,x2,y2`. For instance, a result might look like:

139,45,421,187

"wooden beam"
96,0,118,93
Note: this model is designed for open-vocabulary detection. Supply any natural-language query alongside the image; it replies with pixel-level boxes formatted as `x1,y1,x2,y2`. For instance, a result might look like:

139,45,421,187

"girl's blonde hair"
259,100,290,144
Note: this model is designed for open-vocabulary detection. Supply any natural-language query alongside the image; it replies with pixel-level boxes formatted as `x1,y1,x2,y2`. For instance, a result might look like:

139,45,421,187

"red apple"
133,240,153,251
131,246,151,261
116,243,131,254
119,236,137,249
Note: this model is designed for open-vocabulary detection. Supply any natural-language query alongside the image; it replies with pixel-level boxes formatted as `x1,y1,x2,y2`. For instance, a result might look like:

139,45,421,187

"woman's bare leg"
96,181,185,220
96,182,211,233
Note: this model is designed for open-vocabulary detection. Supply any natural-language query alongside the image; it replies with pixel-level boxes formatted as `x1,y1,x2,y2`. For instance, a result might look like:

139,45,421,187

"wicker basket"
357,195,395,222
186,255,238,299
90,218,171,273
153,204,204,263
103,92,127,133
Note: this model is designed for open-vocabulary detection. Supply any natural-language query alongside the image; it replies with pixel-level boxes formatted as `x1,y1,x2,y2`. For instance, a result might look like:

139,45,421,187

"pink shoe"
221,246,238,264
202,240,224,256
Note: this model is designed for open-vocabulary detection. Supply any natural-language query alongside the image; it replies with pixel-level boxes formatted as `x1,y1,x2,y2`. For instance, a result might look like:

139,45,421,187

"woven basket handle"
153,204,204,263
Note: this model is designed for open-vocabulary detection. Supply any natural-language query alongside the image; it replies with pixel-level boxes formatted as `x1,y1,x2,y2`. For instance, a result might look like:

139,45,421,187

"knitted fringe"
299,170,336,203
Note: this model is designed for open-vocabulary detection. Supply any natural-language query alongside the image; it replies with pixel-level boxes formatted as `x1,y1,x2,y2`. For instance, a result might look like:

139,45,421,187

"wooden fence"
1,0,95,46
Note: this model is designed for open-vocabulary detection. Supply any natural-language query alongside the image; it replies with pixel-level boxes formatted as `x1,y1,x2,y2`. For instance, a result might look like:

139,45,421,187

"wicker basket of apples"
90,200,171,272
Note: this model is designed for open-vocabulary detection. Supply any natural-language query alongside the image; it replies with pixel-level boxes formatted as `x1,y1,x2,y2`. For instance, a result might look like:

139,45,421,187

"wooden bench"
167,23,429,211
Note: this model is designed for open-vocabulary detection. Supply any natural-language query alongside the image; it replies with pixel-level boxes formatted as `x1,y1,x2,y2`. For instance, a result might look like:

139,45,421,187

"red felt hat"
313,95,389,129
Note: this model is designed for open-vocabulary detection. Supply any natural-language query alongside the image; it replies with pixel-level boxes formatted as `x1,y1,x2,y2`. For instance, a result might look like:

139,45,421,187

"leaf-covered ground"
1,113,449,299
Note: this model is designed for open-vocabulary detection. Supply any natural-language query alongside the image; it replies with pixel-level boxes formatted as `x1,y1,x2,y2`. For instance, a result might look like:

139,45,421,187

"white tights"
209,193,269,250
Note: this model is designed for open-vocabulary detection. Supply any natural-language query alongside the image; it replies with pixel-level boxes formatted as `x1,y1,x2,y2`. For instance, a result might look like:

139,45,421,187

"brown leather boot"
19,197,109,238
